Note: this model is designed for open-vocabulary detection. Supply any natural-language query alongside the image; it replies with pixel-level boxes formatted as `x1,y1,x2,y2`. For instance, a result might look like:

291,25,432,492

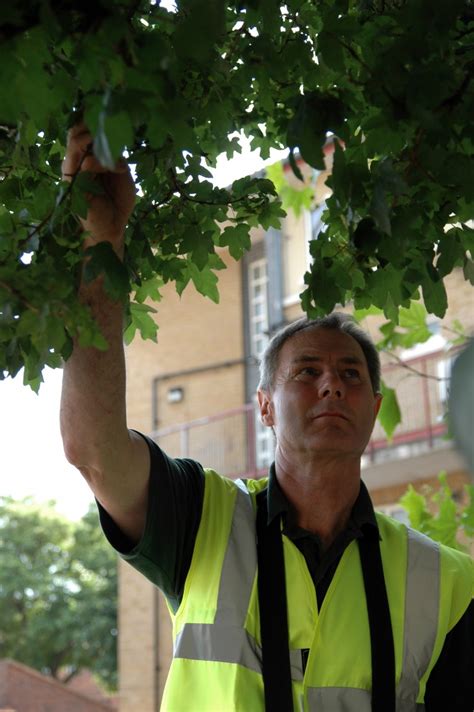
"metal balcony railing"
152,349,454,479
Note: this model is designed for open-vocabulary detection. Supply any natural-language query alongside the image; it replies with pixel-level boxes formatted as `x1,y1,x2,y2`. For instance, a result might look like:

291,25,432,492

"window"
248,258,269,359
304,201,328,267
248,259,273,469
437,354,456,405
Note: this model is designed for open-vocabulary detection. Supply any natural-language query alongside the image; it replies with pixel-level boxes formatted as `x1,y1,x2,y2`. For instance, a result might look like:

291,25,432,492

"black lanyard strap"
256,490,294,712
358,534,396,712
256,488,396,712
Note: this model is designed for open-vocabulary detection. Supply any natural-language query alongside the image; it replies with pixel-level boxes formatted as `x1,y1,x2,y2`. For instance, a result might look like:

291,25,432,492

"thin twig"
0,280,40,313
382,349,446,382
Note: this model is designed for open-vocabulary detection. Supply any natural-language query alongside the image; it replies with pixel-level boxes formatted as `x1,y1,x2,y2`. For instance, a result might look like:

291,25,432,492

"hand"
62,123,136,257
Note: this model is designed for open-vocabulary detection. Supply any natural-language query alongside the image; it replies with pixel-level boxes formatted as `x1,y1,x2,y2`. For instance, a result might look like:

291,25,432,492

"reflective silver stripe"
306,688,426,711
175,624,305,683
397,528,440,709
174,623,262,673
174,483,259,666
173,484,306,681
289,649,304,682
214,482,257,626
307,687,372,711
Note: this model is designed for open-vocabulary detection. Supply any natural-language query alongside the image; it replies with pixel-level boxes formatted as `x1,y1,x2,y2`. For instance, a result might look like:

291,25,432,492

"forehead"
278,327,367,368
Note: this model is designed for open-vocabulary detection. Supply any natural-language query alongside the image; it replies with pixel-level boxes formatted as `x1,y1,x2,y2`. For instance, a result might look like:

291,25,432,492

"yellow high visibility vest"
161,470,473,711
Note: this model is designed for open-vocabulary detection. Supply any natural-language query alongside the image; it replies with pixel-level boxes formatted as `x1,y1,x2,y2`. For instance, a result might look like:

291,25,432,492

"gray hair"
258,313,381,394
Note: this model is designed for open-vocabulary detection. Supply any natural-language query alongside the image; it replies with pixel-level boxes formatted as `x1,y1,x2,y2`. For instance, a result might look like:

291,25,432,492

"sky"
1,138,287,521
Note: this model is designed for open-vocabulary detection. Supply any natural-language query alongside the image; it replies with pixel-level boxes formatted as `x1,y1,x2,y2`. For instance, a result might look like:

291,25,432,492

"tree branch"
0,280,40,314
382,349,447,382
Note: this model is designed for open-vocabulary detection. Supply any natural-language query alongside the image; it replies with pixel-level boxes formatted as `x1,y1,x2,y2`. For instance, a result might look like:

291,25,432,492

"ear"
257,388,275,428
373,392,383,419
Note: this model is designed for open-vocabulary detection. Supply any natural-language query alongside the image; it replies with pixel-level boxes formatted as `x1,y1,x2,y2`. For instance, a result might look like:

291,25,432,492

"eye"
294,366,320,380
343,368,361,380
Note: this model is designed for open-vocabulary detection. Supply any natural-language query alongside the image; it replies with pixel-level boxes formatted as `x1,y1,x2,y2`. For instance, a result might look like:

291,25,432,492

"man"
61,126,473,711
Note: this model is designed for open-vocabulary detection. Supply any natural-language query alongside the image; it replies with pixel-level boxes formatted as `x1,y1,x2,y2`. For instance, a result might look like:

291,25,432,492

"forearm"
60,276,128,476
61,275,150,541
60,125,149,542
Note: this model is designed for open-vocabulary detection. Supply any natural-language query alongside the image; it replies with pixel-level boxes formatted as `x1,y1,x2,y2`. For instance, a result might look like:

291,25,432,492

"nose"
318,370,345,399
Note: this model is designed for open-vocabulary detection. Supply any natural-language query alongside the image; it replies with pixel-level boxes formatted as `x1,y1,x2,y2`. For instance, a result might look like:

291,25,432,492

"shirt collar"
266,463,379,537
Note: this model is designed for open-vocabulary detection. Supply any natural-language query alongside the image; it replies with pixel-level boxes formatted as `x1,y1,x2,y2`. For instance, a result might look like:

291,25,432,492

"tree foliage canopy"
1,0,473,388
0,498,117,689
399,472,474,552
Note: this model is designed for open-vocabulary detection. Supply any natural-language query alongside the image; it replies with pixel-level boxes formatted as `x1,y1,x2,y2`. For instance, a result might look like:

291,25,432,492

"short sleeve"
424,599,474,711
97,434,205,612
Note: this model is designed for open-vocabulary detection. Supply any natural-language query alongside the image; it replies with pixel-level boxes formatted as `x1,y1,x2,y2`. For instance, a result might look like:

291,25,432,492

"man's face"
257,327,382,460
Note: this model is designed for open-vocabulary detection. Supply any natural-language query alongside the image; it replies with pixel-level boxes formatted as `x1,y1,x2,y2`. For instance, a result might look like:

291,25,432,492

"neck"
274,447,361,550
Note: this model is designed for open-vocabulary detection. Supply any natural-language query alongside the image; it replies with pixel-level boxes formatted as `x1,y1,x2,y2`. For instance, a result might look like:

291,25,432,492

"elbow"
61,431,97,484
61,423,84,468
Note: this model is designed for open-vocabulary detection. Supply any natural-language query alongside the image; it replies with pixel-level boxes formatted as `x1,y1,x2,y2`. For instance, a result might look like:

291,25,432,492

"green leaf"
399,485,430,532
133,275,163,304
83,243,130,301
398,472,473,549
377,381,401,440
219,223,251,260
187,262,220,303
371,183,391,236
463,258,474,286
421,266,448,318
377,301,433,349
288,91,345,170
365,265,405,316
460,486,474,536
265,162,286,192
124,303,158,345
288,148,305,181
437,230,463,277
317,30,346,72
103,112,134,162
353,306,383,321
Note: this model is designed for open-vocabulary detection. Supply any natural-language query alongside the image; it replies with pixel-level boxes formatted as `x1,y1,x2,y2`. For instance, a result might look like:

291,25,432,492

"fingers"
62,123,129,181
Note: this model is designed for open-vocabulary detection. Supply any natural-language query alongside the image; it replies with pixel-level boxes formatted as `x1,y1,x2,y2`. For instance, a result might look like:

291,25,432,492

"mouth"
314,411,349,421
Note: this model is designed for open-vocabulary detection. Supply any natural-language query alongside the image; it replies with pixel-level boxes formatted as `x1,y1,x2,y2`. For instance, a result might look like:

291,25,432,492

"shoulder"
438,542,473,630
196,472,268,538
201,470,268,498
376,512,473,629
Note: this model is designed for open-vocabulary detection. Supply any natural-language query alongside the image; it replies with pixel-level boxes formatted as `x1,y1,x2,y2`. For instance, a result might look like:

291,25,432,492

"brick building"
0,660,116,712
118,151,474,711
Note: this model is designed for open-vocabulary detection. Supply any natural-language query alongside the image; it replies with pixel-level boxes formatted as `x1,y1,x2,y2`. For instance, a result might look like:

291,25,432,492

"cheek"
363,403,379,428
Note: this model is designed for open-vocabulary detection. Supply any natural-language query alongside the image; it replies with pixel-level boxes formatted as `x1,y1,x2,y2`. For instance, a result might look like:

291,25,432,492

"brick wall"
125,249,245,433
0,660,114,712
118,564,161,712
120,249,245,712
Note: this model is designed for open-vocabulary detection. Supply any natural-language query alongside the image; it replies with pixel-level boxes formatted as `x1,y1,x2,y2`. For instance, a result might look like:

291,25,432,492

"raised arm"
60,125,150,543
